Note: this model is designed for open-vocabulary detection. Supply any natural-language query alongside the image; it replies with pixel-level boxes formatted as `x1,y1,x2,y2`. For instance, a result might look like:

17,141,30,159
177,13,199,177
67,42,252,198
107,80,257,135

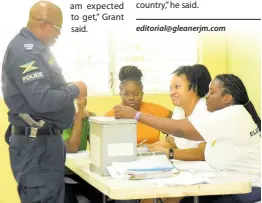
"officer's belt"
11,126,61,136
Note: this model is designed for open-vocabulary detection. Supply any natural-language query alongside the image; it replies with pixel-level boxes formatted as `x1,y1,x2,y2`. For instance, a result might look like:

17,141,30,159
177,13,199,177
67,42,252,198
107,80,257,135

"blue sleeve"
11,52,79,113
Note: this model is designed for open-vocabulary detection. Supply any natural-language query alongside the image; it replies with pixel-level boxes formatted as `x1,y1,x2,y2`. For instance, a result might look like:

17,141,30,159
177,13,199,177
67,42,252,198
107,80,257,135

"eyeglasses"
46,21,61,30
30,15,61,30
42,19,61,30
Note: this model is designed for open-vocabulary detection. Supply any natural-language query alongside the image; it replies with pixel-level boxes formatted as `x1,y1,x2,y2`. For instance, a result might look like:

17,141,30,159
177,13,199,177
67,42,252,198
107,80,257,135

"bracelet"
134,111,141,121
169,148,174,160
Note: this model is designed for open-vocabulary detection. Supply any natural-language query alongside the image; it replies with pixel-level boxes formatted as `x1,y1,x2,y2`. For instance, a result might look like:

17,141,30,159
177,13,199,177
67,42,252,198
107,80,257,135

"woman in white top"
147,64,211,161
115,74,261,203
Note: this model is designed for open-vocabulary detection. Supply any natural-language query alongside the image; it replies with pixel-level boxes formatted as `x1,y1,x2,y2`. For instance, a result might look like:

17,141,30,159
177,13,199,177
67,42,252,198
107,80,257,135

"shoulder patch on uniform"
24,44,34,50
20,61,38,74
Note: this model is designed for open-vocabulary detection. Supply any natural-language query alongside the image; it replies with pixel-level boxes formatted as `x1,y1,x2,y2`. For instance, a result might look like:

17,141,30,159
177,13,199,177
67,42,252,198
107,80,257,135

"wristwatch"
169,148,174,160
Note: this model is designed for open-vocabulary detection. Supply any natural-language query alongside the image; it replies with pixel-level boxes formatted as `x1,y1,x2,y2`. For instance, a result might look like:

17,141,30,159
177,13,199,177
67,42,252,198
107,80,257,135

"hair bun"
119,66,143,82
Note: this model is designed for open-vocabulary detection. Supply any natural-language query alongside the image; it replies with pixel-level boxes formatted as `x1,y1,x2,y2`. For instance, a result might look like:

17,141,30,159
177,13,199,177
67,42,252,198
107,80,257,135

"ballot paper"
107,155,179,180
172,160,218,172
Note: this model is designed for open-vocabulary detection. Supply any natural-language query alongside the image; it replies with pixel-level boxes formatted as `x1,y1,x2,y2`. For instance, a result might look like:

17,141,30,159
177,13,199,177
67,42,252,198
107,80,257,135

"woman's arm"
64,98,86,153
64,113,83,153
114,105,204,141
150,142,206,161
139,113,204,141
147,135,177,149
173,142,206,161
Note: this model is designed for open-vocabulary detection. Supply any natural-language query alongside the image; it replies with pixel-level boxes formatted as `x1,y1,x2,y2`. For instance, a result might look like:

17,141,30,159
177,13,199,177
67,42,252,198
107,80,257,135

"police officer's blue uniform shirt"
2,27,79,129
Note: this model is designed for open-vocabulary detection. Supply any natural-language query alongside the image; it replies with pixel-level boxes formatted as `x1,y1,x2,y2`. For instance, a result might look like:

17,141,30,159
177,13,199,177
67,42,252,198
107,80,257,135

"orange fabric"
105,102,170,144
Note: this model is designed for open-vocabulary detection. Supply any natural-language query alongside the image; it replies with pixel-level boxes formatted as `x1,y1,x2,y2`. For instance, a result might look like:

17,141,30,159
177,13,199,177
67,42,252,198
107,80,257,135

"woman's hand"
114,104,137,119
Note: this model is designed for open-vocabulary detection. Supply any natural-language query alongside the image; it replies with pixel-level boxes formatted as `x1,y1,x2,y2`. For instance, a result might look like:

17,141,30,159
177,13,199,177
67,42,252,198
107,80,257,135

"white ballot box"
89,117,137,176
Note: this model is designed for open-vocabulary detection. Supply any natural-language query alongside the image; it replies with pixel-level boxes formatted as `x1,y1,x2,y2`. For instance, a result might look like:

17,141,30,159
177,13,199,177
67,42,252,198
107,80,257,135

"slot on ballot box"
89,117,137,176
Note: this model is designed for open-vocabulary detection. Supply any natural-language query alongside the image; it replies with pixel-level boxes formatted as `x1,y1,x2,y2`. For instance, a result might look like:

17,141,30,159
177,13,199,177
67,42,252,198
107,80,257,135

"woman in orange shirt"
105,65,173,144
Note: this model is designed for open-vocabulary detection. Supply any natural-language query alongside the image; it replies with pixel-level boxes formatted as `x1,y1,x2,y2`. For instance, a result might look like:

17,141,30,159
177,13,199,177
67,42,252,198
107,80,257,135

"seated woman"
147,64,212,161
115,74,261,203
63,98,102,203
105,65,173,144
63,97,95,153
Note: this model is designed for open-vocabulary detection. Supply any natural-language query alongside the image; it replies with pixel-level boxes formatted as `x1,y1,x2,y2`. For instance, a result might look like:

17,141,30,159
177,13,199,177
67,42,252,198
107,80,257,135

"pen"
137,139,147,147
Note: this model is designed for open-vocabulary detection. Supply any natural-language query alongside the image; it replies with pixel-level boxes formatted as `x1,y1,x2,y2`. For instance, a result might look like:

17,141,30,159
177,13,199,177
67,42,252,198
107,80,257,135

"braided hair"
119,66,143,91
173,64,212,97
215,74,261,131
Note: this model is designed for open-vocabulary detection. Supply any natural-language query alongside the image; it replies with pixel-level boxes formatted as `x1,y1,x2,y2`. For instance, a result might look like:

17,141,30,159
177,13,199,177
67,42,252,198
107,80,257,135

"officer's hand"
114,104,137,119
73,81,87,97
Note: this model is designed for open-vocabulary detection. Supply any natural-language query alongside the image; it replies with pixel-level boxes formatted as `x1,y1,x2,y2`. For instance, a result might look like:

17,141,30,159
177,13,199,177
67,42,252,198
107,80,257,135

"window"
112,32,198,94
51,32,111,95
51,30,198,96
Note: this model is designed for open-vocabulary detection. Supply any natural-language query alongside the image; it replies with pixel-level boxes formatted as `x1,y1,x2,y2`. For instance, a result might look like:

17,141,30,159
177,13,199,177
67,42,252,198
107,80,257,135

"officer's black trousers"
9,134,65,203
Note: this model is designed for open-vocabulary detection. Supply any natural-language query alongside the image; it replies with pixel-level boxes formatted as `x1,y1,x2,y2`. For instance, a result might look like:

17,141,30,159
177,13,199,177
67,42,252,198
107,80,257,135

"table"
65,152,251,203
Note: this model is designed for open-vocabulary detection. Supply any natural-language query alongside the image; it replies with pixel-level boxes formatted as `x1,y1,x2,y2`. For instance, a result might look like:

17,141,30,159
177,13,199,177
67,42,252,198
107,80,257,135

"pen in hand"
137,139,147,147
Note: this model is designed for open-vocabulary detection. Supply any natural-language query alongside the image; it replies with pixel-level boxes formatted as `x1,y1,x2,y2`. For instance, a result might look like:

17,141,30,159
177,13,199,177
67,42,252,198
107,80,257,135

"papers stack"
148,171,208,186
171,160,217,172
107,155,179,180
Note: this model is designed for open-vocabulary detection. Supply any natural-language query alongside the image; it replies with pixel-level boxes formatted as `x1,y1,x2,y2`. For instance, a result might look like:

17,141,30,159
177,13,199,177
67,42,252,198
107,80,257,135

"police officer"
1,1,87,203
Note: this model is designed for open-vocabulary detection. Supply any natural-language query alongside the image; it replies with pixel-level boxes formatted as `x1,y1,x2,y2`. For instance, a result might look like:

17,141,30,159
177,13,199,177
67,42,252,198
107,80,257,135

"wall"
226,25,261,116
0,31,260,202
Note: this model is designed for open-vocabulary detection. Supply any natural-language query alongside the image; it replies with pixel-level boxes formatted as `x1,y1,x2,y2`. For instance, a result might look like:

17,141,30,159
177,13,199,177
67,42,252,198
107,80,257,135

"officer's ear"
39,21,47,30
39,20,47,29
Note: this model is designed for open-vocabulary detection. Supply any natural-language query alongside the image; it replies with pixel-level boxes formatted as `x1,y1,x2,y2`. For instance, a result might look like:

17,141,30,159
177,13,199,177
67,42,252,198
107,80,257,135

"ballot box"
89,117,137,176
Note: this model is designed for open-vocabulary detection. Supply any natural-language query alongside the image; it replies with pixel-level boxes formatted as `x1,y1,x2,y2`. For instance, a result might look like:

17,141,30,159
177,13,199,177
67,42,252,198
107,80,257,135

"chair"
76,194,90,203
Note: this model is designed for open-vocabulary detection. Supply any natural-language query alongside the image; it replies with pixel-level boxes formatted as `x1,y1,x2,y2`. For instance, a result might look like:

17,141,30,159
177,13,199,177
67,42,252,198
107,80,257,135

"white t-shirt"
172,98,211,149
191,105,261,187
